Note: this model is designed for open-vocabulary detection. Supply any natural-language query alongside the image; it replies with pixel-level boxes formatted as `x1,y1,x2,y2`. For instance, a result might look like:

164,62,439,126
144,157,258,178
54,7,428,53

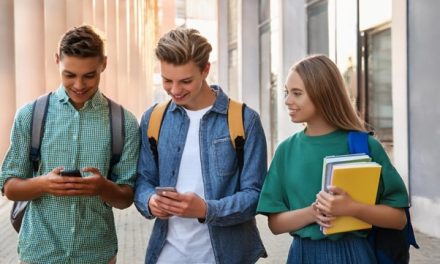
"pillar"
0,0,16,159
14,0,46,107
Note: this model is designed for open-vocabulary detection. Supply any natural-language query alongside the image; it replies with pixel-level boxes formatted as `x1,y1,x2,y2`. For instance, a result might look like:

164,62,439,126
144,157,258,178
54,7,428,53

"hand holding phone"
60,169,82,177
155,186,177,196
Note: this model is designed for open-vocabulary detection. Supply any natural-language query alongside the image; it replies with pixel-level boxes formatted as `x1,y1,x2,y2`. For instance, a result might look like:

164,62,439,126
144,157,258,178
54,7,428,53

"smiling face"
284,70,319,124
57,55,106,109
160,60,215,110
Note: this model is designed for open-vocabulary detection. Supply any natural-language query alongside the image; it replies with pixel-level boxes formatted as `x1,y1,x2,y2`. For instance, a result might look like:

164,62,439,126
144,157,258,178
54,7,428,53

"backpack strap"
147,100,171,166
107,97,125,181
30,93,51,173
348,131,370,156
228,99,245,174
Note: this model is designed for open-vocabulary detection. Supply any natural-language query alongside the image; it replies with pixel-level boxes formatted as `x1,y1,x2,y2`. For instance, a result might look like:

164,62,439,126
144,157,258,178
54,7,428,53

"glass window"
259,0,270,24
365,27,392,142
307,0,329,55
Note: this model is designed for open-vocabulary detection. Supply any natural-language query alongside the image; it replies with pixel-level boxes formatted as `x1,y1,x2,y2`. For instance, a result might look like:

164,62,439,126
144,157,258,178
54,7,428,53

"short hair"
58,25,105,60
290,54,367,132
155,27,212,71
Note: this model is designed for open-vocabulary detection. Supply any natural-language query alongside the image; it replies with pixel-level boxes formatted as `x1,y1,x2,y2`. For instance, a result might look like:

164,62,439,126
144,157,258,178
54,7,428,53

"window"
361,25,393,144
307,0,329,55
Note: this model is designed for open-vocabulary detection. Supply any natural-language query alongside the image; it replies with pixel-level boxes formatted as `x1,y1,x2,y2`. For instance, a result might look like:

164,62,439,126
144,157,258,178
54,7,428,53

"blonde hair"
291,54,367,132
155,27,212,71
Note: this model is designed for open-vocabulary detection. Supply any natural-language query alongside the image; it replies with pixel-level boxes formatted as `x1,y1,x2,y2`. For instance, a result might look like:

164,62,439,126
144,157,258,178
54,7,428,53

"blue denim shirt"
135,86,268,264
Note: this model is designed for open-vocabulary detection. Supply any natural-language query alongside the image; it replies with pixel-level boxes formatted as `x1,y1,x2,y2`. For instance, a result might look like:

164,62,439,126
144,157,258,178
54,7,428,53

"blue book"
321,153,372,192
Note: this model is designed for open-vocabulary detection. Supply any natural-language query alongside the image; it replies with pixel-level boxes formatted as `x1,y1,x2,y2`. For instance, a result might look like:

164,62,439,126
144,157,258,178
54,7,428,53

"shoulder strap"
30,93,51,173
147,100,171,166
348,131,370,155
107,97,125,181
228,99,245,174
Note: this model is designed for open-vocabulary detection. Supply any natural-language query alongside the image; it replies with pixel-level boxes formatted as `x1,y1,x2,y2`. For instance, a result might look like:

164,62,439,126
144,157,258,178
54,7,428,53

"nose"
169,82,181,95
284,94,291,106
73,77,85,90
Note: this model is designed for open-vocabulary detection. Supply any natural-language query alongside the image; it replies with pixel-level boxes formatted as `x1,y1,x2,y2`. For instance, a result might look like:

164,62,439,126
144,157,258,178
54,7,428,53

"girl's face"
284,70,319,124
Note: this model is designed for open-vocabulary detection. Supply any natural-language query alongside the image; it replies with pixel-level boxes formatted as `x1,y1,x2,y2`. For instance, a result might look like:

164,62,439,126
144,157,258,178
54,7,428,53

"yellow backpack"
147,99,245,173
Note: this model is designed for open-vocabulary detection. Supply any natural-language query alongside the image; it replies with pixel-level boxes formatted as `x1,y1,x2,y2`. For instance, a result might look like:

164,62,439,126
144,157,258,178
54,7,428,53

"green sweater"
257,129,408,240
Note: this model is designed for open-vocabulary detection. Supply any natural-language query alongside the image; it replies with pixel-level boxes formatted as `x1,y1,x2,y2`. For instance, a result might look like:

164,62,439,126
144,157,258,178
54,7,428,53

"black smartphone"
155,186,177,195
60,169,82,177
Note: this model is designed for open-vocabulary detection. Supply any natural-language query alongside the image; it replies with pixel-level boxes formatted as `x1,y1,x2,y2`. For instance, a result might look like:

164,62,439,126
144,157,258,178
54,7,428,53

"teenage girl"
257,55,409,263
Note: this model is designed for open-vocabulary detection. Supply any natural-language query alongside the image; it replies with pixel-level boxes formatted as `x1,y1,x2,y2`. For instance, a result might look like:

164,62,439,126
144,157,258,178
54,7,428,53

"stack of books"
321,153,382,235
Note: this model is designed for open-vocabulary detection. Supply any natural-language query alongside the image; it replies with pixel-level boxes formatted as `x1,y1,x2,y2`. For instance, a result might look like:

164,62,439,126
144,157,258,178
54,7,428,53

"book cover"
321,153,372,192
322,162,381,235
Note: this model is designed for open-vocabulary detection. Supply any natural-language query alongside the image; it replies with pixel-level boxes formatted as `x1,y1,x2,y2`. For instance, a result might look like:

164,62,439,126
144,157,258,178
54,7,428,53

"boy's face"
56,55,107,109
160,61,212,110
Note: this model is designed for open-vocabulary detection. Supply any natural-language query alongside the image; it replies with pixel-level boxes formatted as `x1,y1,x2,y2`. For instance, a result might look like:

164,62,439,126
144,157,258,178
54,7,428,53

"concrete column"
105,0,118,101
0,0,16,159
128,0,140,116
239,0,259,109
66,0,83,29
14,0,46,107
117,0,130,110
44,0,66,91
94,0,107,95
137,1,149,113
83,0,94,25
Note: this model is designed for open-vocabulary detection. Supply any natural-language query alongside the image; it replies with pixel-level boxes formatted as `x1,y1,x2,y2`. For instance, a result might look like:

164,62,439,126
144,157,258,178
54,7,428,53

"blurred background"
1,0,439,262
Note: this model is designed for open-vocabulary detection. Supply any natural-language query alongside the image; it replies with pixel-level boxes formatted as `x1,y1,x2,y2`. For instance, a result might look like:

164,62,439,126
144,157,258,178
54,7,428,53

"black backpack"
348,131,420,263
10,92,125,232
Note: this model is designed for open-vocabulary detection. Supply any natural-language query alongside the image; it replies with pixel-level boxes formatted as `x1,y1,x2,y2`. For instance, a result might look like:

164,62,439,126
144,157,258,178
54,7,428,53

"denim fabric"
288,235,377,264
135,86,268,264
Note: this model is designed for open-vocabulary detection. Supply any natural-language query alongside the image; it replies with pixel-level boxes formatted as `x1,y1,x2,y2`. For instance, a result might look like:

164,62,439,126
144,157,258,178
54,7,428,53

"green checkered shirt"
0,87,140,264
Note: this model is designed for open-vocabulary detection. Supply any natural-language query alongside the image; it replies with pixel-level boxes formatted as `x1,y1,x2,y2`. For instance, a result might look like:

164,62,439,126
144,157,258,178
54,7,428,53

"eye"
283,89,289,98
181,80,192,84
64,74,75,79
84,74,96,79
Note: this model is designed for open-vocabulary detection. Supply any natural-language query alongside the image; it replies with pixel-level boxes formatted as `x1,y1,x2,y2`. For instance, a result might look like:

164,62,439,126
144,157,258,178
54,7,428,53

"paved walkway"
0,197,439,263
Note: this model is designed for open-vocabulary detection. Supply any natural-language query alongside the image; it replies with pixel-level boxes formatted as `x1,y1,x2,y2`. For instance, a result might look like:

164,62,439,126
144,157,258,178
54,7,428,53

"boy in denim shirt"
134,27,267,264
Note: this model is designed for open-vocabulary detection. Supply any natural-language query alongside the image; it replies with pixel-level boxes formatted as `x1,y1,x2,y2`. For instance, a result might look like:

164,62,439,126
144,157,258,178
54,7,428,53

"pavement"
0,197,439,264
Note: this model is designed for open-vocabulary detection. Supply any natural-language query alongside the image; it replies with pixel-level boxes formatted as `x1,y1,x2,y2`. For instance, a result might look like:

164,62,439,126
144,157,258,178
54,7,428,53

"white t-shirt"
157,105,215,264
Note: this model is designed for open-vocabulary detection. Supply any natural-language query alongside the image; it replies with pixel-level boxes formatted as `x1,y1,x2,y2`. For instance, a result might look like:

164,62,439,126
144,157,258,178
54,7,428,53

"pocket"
213,137,238,177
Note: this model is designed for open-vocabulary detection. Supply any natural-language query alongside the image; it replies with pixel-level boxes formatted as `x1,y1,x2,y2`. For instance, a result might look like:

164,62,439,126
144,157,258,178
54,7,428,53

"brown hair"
58,25,105,60
291,54,367,132
155,27,212,71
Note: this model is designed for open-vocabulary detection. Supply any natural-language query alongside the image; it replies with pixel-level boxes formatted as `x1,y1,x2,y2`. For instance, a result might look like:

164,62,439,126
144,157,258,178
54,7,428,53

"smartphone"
60,169,82,177
155,186,177,195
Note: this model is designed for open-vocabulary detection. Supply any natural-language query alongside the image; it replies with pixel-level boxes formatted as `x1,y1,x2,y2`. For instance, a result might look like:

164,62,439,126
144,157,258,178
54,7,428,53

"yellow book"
323,162,381,235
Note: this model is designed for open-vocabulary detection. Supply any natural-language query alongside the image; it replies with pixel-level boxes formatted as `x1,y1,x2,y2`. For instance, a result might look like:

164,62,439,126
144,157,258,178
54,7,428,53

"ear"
101,56,108,72
202,63,210,77
55,53,60,64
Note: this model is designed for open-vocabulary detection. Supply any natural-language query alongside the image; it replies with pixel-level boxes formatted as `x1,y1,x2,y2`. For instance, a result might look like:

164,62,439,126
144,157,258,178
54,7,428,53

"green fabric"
0,87,140,264
257,129,408,240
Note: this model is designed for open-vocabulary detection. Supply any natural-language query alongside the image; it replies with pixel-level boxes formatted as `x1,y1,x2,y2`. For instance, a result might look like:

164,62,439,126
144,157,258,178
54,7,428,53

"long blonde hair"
291,54,367,132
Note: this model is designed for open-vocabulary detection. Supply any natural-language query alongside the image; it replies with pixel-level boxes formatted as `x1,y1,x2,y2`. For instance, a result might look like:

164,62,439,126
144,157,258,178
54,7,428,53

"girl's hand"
315,186,356,217
311,201,335,228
